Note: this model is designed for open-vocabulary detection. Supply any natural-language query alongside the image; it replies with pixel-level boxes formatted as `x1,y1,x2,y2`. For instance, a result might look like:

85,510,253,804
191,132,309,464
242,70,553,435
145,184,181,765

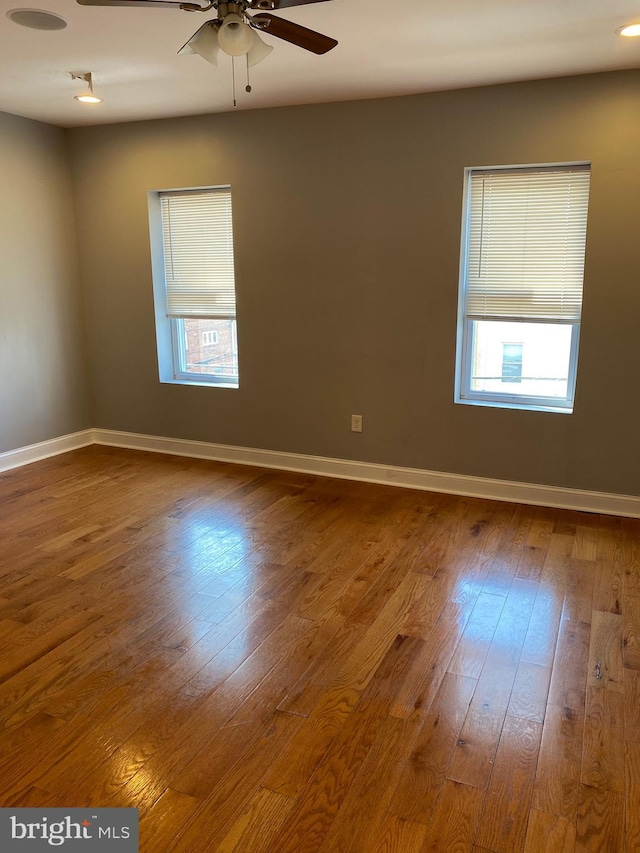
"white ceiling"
1,0,640,128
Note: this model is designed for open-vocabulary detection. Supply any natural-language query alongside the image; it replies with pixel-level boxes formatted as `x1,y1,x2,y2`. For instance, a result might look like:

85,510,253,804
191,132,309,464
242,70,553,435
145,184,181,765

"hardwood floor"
0,445,638,852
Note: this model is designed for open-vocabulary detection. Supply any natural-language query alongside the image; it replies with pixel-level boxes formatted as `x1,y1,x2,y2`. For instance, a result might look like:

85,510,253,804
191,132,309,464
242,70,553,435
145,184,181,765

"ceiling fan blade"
76,0,196,8
252,13,337,54
249,0,333,8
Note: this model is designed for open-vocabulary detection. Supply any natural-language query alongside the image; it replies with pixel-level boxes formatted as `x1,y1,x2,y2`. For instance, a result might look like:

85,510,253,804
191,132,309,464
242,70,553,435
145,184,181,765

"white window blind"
160,188,236,319
465,166,590,323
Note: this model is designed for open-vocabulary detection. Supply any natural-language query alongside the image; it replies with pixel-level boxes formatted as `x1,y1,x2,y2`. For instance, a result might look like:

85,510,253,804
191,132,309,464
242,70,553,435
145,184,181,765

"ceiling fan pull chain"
246,53,252,93
232,54,237,107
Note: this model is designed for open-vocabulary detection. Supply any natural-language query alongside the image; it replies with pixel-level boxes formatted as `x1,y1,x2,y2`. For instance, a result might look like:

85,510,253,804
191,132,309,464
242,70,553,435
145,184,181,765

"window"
501,343,523,383
456,164,590,413
201,330,218,346
148,186,239,387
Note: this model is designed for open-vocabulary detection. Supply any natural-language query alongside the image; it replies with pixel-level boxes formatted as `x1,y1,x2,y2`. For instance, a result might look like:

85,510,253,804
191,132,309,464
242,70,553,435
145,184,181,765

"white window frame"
455,163,589,414
201,330,218,346
171,319,237,386
457,318,581,413
147,185,239,389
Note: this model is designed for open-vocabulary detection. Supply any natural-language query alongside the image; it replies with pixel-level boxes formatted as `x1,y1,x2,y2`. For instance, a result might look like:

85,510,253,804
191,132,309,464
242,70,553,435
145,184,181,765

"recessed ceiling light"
7,8,67,30
617,23,640,38
74,94,102,104
71,72,103,105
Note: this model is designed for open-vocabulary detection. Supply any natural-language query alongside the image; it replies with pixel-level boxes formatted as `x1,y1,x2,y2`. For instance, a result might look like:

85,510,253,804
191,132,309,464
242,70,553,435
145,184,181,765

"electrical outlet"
351,414,363,433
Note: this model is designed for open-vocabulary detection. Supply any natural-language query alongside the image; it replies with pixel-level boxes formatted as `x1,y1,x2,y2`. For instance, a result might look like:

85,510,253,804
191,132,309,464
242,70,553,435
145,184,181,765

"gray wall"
66,70,640,497
0,112,90,453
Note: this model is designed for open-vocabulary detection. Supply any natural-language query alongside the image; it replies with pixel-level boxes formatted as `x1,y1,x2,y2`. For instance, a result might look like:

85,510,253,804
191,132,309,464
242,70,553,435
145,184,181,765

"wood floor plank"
482,505,536,597
593,552,623,611
580,685,625,794
402,574,454,641
370,815,427,853
447,578,538,790
0,785,61,808
626,740,640,852
390,598,476,720
520,584,564,669
389,672,476,824
532,702,583,822
420,779,484,852
0,682,161,793
523,809,576,853
215,787,295,853
0,614,121,731
594,516,624,614
507,660,551,723
526,506,558,549
563,557,595,626
621,519,640,598
170,710,305,851
624,667,640,742
313,715,406,853
515,545,546,581
575,785,624,853
268,634,423,853
138,788,201,853
0,609,104,682
554,508,580,536
447,591,506,680
547,615,590,712
587,609,623,692
572,518,598,562
475,715,543,853
539,532,574,587
0,448,638,853
276,618,368,717
262,571,431,798
33,688,199,803
167,614,338,798
623,595,640,671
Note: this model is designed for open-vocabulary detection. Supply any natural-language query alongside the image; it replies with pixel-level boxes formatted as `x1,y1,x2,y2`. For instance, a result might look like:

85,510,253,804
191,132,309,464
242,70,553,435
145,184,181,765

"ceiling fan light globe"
179,21,220,65
247,28,273,66
218,13,254,56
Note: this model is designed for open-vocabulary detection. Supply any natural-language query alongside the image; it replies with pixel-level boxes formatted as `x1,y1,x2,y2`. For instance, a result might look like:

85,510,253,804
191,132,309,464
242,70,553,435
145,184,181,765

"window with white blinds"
464,166,590,323
160,188,236,319
149,185,239,388
456,163,591,413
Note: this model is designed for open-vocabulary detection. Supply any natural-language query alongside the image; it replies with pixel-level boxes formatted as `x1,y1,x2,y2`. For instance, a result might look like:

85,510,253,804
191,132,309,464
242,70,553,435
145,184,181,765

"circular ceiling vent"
7,8,67,30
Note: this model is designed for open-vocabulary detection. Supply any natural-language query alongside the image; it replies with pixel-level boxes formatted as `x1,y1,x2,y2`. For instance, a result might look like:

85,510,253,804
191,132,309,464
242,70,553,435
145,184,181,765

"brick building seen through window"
181,318,238,378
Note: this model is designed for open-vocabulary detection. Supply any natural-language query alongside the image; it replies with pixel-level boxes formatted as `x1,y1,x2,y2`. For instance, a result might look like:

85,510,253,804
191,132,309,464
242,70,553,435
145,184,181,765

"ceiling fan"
75,0,338,69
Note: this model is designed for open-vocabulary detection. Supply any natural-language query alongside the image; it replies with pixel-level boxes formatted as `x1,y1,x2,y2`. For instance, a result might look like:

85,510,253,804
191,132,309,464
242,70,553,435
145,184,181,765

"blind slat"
464,166,590,322
160,188,236,319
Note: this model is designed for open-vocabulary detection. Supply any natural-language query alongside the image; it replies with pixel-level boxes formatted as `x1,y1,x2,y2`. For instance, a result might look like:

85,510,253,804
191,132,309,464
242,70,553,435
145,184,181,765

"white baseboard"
2,428,638,518
92,428,640,519
0,429,94,474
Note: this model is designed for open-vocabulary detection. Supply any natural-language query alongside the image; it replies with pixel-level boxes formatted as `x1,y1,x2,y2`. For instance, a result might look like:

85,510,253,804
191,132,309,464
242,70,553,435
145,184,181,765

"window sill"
160,378,239,390
456,396,573,415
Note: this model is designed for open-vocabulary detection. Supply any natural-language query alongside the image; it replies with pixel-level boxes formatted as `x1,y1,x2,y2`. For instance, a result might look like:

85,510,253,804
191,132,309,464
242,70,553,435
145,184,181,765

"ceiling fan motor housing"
218,0,277,13
216,2,273,28
216,2,242,18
